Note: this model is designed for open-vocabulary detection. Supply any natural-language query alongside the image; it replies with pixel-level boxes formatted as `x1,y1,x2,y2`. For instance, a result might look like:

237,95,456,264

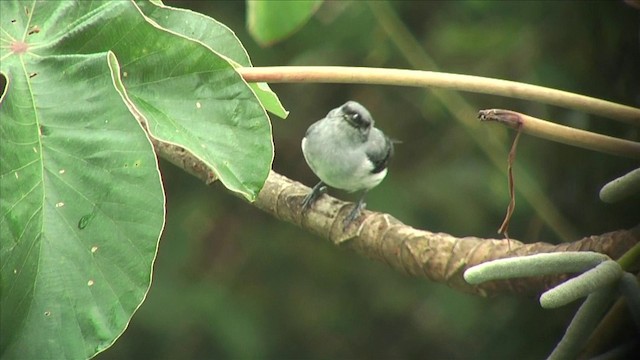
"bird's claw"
342,200,366,230
303,182,369,231
302,182,327,211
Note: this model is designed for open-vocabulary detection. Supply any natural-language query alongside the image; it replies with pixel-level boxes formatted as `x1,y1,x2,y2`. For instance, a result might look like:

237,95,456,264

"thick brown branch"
255,171,639,297
154,134,639,297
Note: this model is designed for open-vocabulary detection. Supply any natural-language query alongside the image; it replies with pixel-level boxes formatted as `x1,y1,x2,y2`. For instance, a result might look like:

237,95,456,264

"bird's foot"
343,199,366,230
302,181,327,211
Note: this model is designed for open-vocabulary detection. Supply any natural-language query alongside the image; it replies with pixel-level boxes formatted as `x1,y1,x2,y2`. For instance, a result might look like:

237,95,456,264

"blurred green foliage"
97,1,639,359
247,0,322,46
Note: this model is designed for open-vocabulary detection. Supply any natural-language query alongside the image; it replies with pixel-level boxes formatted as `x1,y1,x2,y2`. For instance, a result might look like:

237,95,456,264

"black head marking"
340,101,372,130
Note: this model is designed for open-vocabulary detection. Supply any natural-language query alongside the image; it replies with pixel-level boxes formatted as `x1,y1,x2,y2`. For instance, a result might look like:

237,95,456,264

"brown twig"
498,123,523,241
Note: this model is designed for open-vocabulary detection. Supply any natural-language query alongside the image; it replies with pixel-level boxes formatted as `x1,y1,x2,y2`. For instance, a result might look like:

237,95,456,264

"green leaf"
41,1,273,200
547,288,617,360
246,81,289,119
599,167,640,203
136,0,288,119
138,0,253,66
247,0,323,46
1,0,279,353
540,260,623,309
1,3,164,360
463,252,610,285
120,1,273,200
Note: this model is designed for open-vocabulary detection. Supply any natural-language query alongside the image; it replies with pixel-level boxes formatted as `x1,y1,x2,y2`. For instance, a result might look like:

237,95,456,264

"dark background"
97,1,639,359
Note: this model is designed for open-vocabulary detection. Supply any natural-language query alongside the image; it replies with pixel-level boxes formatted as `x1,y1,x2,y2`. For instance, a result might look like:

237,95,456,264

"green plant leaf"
116,1,272,200
41,0,273,200
138,1,253,66
463,252,610,284
1,3,164,360
540,260,623,309
136,0,288,119
247,0,323,46
245,81,288,119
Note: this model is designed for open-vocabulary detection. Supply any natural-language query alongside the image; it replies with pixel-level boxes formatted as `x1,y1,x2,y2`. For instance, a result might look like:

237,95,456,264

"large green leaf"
1,0,280,358
247,0,323,46
0,2,165,359
43,1,274,200
138,1,253,66
136,0,289,119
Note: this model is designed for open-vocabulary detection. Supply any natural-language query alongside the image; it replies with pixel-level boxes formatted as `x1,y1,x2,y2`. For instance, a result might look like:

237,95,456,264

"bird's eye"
342,108,370,129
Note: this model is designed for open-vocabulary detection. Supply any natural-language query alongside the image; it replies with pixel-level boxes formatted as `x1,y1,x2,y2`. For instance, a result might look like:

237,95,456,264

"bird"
301,101,394,228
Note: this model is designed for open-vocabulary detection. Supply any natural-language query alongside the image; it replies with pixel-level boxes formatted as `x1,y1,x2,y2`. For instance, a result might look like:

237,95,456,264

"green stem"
238,66,640,125
547,288,617,360
616,241,640,270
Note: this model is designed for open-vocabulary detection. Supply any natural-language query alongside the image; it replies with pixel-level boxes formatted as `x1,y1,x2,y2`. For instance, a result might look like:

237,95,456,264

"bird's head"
339,101,373,131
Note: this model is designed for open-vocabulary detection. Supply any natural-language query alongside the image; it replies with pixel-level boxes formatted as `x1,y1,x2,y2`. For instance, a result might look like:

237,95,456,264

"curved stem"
616,242,640,270
238,66,640,126
479,109,640,159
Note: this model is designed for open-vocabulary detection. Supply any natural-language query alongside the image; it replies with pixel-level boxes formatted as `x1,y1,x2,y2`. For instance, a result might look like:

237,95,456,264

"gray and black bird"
301,101,394,227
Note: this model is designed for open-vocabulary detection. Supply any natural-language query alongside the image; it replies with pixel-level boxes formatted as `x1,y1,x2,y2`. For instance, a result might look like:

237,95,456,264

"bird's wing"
365,130,394,174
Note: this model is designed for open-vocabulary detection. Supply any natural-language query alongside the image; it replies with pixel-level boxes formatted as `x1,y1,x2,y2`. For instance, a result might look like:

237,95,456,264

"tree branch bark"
254,171,639,297
153,133,639,297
